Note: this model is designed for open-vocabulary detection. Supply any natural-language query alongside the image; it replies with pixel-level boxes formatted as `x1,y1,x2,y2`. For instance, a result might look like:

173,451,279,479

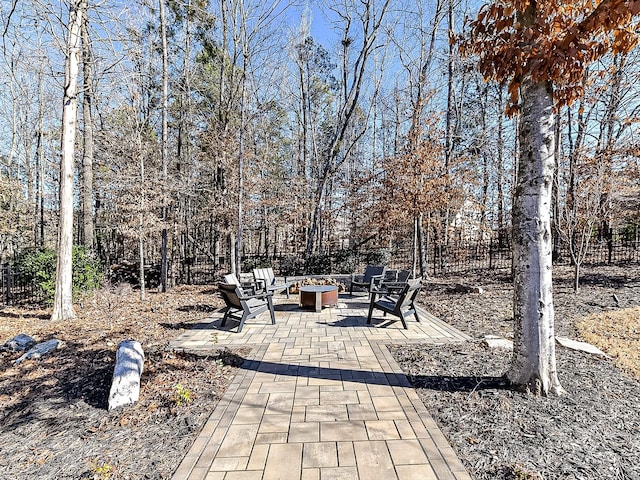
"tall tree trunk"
508,79,563,395
174,0,193,289
159,0,169,292
552,111,561,262
597,53,626,265
81,0,95,252
52,0,83,322
7,82,18,179
305,164,331,258
35,86,45,249
24,114,34,240
298,44,309,178
442,0,455,246
304,0,390,258
138,129,147,301
496,87,506,246
229,232,236,275
236,103,245,276
565,91,587,291
235,12,249,276
480,85,489,232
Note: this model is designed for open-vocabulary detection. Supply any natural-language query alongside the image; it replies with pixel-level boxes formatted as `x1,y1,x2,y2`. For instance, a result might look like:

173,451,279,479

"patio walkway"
169,294,472,480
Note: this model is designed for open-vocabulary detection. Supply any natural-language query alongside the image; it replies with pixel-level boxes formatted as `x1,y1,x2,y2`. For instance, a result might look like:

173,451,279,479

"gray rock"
13,339,64,364
3,334,36,352
556,336,609,357
482,335,513,350
108,340,145,411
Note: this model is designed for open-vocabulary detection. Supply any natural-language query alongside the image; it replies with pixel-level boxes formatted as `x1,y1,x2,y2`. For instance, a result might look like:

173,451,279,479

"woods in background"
1,0,639,283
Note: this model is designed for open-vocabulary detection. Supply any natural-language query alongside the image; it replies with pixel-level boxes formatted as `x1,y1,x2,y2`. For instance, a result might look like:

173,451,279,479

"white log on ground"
108,340,145,411
13,339,64,365
482,335,513,350
555,337,609,357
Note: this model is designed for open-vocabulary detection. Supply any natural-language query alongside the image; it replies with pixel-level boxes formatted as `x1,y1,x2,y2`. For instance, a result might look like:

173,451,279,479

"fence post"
489,237,494,270
432,245,437,276
607,228,614,264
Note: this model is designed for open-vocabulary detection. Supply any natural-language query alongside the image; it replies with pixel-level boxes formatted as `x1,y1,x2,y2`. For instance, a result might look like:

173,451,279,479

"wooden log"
108,340,144,411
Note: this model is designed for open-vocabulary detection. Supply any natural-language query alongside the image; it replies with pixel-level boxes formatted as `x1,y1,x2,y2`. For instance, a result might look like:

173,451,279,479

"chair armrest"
369,285,382,301
368,274,385,289
238,284,256,295
238,289,273,300
381,281,406,291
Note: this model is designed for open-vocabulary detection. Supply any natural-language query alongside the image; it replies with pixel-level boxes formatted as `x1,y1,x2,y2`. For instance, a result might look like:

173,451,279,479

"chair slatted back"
397,279,422,310
363,265,385,282
218,283,242,308
253,268,276,286
224,273,241,286
396,270,412,283
384,269,398,282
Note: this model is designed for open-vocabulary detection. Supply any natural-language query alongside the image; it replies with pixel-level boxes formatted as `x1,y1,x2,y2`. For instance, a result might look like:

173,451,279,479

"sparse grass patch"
576,306,640,380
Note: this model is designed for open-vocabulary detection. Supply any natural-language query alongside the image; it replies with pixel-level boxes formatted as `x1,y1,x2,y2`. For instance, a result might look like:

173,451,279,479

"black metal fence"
3,235,640,307
0,265,46,307
169,236,640,283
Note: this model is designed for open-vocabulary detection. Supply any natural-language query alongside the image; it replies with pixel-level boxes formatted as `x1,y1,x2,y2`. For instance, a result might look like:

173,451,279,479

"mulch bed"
391,264,640,480
2,266,640,479
0,284,249,480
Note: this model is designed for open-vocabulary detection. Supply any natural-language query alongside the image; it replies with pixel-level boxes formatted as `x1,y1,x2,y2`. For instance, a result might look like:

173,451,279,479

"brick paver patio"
169,293,472,480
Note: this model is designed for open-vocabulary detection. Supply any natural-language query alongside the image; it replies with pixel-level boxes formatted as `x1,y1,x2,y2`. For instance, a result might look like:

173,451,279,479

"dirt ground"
1,265,639,479
391,264,640,480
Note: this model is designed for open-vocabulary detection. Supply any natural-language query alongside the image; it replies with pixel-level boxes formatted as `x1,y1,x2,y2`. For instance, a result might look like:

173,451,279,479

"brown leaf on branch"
459,0,640,113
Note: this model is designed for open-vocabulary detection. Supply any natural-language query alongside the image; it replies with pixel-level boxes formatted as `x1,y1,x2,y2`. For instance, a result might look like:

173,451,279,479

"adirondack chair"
379,269,413,295
367,278,422,329
218,283,275,333
349,265,386,298
252,268,293,298
223,273,259,294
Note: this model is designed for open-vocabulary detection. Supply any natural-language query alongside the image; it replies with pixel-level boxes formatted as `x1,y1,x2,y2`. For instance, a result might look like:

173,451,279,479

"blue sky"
286,0,339,48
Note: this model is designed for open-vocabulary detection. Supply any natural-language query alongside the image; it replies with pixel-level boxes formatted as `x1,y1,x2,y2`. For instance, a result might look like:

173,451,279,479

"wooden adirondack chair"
350,265,386,298
218,283,275,333
252,268,293,298
367,278,422,329
223,273,260,294
379,269,413,295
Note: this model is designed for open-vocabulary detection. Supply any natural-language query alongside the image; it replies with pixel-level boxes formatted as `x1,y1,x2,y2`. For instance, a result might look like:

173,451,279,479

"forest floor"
0,284,248,480
0,264,639,479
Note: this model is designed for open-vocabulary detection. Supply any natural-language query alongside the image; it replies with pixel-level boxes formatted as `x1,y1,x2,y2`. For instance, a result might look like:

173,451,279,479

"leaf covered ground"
0,284,247,480
1,265,639,479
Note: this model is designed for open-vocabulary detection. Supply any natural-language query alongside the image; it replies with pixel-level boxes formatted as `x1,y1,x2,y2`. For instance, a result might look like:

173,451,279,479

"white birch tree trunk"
508,79,563,395
51,0,83,322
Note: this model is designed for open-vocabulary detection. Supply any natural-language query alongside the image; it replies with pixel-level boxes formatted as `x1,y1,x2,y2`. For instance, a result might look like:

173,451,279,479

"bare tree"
304,0,391,258
391,0,444,276
159,0,170,292
52,0,83,322
81,0,95,251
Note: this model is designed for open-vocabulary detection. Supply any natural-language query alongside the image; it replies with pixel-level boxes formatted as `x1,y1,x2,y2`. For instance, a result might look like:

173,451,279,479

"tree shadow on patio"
242,359,406,386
